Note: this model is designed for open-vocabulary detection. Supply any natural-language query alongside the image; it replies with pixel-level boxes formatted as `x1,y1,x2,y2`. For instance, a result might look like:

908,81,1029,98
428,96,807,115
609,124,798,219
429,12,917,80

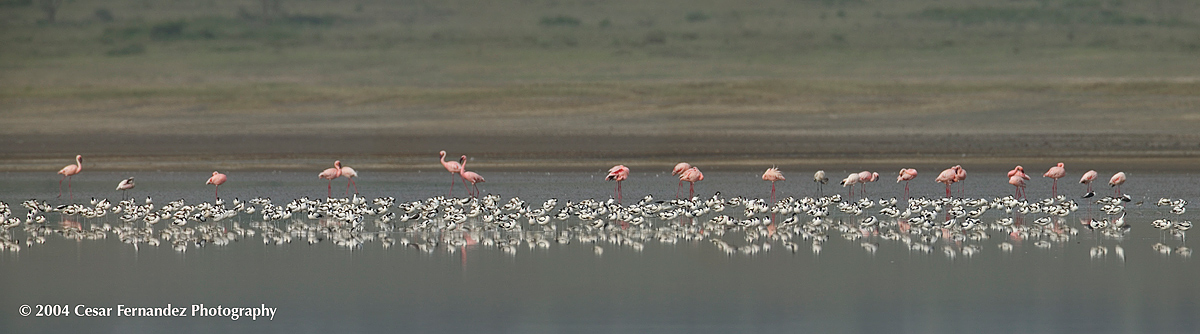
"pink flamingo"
56,155,83,200
206,171,227,201
440,151,469,197
840,173,860,198
116,177,135,200
672,162,692,198
679,167,704,198
459,158,485,197
606,165,630,202
1080,170,1098,198
953,165,967,195
340,162,358,195
762,167,785,203
896,168,917,199
1007,166,1031,199
858,171,879,196
1009,175,1027,200
1044,162,1066,197
460,170,485,198
1109,172,1126,196
318,161,342,197
935,167,957,198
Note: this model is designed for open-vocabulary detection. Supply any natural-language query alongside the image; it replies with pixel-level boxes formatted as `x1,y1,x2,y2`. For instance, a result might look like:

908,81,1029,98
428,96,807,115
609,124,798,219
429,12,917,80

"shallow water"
1,170,1197,333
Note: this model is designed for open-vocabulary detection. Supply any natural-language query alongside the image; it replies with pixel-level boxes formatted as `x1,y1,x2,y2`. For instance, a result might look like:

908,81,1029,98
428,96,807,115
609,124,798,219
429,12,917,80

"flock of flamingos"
54,152,1129,202
6,151,1187,260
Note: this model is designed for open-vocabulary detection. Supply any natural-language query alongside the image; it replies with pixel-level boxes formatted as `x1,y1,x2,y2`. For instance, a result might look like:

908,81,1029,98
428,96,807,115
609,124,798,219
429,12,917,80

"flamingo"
762,167,785,203
672,162,692,198
1109,172,1126,196
953,165,967,195
459,158,485,197
1080,170,1098,198
440,151,469,197
340,162,358,195
116,177,135,200
206,171,227,201
1007,166,1031,199
460,169,485,198
679,167,703,198
813,170,828,194
856,171,879,196
57,155,83,200
606,165,630,202
1009,175,1027,200
318,161,342,197
1044,163,1066,197
935,167,957,198
840,173,860,198
896,168,917,199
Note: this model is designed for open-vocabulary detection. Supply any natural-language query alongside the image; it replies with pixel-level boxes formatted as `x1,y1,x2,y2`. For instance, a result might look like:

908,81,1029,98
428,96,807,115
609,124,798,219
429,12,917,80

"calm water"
1,170,1198,333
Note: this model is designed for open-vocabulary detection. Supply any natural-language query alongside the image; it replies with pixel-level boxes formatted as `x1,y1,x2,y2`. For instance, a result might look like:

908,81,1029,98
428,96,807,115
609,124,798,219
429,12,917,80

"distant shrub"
830,33,846,43
150,21,186,40
685,11,709,22
105,43,145,56
540,15,581,27
94,8,114,22
598,18,611,28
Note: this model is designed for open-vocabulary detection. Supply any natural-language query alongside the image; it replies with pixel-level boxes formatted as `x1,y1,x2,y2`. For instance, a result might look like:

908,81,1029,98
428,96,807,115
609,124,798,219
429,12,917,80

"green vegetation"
1,0,1198,96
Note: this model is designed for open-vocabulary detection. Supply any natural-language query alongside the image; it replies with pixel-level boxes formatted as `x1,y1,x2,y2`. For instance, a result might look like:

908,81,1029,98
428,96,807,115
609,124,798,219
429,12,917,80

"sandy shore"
3,132,1199,172
3,79,1199,172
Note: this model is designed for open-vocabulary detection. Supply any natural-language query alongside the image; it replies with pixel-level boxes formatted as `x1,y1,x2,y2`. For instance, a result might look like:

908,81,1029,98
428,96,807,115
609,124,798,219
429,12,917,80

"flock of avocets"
0,153,1186,260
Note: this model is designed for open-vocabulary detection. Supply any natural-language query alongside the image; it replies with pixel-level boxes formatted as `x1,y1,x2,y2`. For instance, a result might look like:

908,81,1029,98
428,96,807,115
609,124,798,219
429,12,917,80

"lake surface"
1,170,1197,333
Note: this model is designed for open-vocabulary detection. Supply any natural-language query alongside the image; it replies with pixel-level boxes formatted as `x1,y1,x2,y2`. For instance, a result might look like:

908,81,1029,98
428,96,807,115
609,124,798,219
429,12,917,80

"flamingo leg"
676,180,682,199
449,173,456,197
945,184,951,198
617,181,622,202
327,180,332,198
473,183,480,198
1052,179,1058,197
770,182,776,203
68,176,73,200
214,185,220,201
689,182,695,198
351,178,358,194
58,175,65,198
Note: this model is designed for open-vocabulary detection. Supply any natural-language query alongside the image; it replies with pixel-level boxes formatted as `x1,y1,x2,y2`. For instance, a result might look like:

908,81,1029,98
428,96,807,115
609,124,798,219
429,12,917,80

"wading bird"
679,167,704,198
606,165,630,202
459,158,485,198
57,155,83,200
1044,163,1066,197
319,161,342,198
840,173,860,198
1080,170,1098,198
1110,172,1126,197
340,162,358,195
762,167,785,203
897,168,917,199
672,162,692,199
814,170,828,194
935,167,957,198
206,171,227,201
116,177,135,200
1007,166,1030,199
440,151,468,197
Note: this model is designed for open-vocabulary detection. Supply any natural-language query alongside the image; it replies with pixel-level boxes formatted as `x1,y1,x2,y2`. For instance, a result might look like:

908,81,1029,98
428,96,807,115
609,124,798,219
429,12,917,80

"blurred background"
2,0,1199,171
